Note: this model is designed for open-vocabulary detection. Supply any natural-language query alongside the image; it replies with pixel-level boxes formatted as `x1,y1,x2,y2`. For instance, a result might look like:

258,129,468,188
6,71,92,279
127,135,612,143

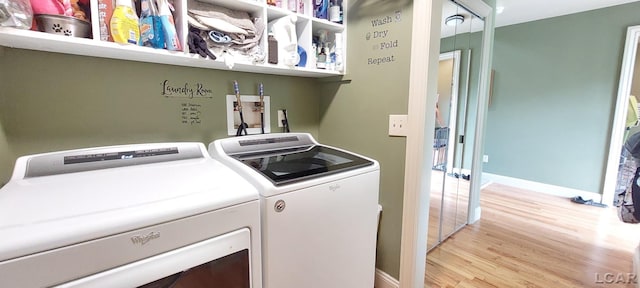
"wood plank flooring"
425,183,640,288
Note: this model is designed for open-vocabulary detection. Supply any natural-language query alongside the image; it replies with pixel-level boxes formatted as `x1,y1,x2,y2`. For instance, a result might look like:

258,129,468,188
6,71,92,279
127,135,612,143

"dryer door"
56,228,251,288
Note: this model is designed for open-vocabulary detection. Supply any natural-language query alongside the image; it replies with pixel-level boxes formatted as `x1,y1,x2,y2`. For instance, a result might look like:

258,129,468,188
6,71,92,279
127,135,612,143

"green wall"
0,48,321,184
0,47,11,186
318,2,413,279
485,2,640,193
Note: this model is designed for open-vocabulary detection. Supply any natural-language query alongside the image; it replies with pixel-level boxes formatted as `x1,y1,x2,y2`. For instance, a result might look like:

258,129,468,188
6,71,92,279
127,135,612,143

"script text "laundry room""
161,80,213,98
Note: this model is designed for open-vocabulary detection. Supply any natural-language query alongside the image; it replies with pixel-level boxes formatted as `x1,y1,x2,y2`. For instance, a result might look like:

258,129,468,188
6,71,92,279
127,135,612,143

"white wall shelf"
0,0,346,78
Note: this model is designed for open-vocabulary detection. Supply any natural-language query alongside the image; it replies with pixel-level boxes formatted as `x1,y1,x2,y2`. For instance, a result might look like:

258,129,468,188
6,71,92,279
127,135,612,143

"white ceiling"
494,0,640,27
441,0,640,38
441,1,482,38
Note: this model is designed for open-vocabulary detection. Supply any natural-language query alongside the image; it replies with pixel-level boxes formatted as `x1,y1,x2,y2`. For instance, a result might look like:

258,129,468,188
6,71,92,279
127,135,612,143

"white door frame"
603,25,640,206
399,0,493,287
398,1,442,286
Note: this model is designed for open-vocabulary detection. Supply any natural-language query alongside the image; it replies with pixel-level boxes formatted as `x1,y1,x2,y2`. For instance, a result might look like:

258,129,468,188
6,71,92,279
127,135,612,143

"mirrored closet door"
427,0,485,252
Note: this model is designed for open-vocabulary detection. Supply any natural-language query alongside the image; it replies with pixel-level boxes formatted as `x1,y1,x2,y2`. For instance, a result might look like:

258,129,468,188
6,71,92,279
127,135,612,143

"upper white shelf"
0,27,343,78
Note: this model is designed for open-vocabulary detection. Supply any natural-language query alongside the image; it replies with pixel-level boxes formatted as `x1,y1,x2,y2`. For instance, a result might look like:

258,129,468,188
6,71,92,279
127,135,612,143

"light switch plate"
389,114,408,136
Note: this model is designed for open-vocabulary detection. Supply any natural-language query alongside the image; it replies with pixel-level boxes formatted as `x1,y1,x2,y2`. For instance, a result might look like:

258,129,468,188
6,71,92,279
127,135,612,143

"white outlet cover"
277,110,285,128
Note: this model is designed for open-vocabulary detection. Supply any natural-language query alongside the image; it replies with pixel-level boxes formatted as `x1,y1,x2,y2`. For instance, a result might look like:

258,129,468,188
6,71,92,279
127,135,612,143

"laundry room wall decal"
180,102,202,125
366,9,402,66
161,80,214,98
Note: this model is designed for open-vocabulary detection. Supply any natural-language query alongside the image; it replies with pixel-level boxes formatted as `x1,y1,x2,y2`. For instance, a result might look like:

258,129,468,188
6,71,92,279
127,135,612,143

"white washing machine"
209,133,380,288
0,142,262,288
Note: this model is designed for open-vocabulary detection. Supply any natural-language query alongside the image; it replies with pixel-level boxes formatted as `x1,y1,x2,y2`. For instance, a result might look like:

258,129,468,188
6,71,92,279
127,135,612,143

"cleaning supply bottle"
309,42,317,68
287,0,296,12
334,33,344,72
110,0,140,45
139,0,164,48
268,15,299,67
313,0,328,20
316,46,326,69
157,0,181,51
329,0,342,23
268,33,278,64
328,42,335,71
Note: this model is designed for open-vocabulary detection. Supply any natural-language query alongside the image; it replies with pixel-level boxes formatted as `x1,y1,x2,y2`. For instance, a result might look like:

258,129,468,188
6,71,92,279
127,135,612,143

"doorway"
400,0,494,285
604,26,640,206
426,0,485,253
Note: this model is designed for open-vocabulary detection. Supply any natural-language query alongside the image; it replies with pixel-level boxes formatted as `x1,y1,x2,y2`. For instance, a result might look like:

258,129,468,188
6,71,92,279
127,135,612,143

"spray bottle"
157,0,182,51
110,0,140,45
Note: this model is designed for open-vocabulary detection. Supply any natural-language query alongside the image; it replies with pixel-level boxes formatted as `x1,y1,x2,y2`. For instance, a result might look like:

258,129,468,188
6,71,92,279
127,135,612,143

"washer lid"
231,145,374,186
0,143,258,262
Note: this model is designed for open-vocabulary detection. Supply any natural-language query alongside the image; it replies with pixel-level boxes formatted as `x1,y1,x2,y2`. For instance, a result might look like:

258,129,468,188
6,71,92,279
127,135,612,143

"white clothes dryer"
0,143,262,288
209,133,380,288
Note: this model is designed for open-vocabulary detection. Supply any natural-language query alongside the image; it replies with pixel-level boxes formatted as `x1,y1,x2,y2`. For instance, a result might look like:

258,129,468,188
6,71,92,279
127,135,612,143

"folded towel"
232,16,264,51
187,14,209,30
200,16,263,53
191,13,248,35
188,0,255,34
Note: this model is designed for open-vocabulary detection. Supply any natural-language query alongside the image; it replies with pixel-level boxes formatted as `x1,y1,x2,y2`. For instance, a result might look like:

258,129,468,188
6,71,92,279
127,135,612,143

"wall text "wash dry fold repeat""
367,12,401,66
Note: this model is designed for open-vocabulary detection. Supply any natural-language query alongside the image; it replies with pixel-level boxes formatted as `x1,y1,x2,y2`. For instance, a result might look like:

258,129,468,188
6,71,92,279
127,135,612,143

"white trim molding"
399,0,441,287
374,269,400,288
467,1,494,225
482,173,603,203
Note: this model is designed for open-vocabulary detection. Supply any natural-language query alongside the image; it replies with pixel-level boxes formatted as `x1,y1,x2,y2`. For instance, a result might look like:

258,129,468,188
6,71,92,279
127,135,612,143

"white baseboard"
480,180,492,190
482,173,602,203
469,206,481,224
374,268,399,288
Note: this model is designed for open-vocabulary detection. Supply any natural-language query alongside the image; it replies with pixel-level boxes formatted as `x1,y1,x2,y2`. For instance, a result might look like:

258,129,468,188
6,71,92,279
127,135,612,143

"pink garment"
30,0,72,16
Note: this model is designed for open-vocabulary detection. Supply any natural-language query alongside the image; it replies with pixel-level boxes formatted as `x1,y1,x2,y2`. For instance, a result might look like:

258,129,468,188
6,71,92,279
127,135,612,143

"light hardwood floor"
425,183,640,288
428,170,470,249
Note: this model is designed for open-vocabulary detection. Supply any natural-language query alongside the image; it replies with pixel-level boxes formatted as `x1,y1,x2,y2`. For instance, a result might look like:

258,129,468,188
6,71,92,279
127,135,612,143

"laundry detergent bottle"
157,0,182,51
110,0,140,45
268,15,299,67
139,0,164,48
